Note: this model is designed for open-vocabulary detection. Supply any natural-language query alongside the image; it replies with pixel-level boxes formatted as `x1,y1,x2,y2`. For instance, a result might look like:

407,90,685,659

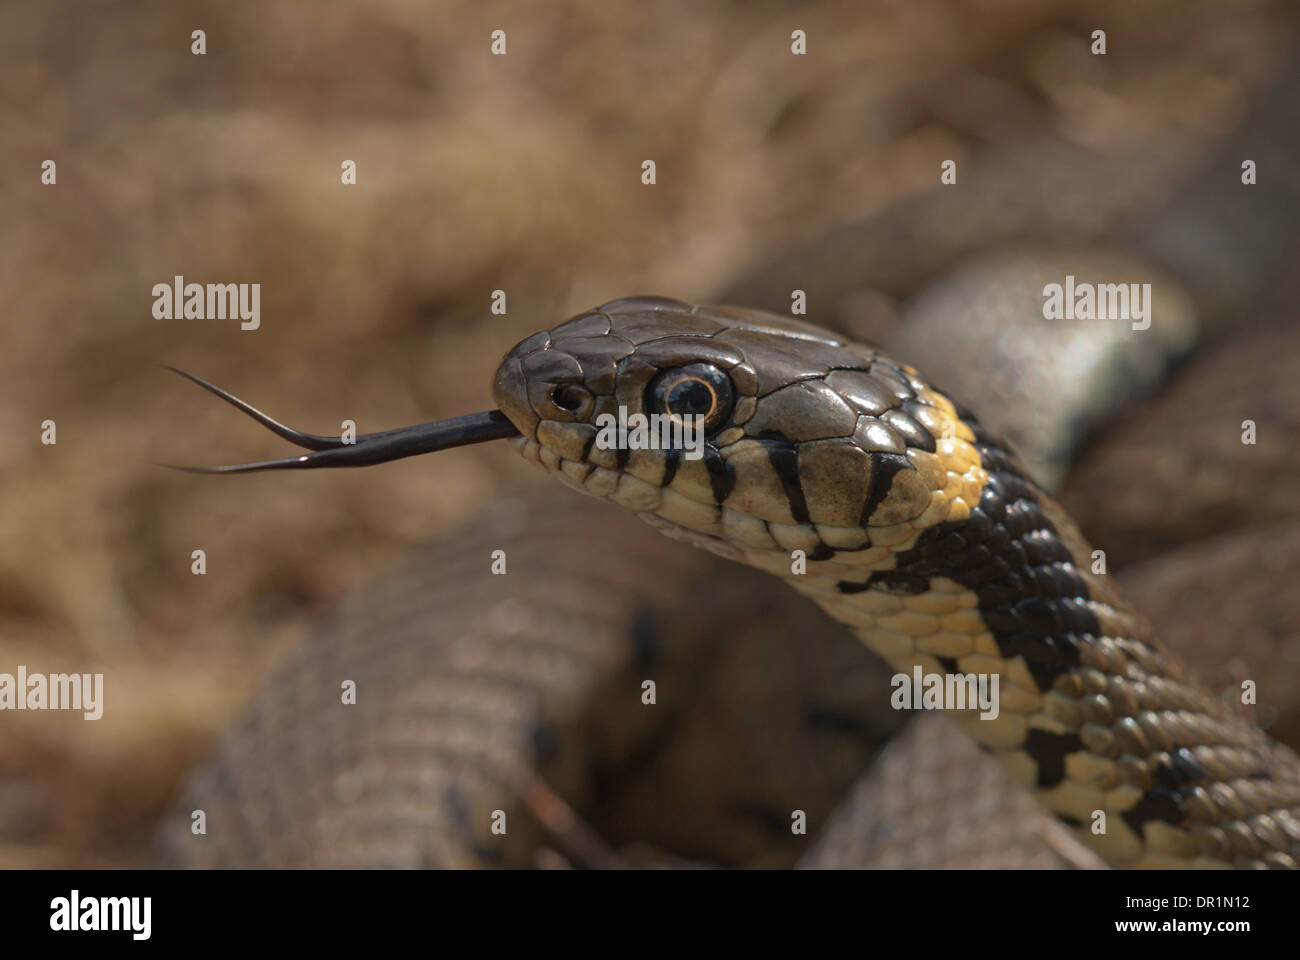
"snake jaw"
636,512,748,564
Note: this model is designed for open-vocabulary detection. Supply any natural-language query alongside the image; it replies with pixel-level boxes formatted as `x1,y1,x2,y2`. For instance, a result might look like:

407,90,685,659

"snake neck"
724,427,1300,869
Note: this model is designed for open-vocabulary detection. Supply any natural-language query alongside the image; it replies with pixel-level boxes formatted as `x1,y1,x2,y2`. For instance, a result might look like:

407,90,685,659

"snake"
160,295,1300,869
147,41,1300,871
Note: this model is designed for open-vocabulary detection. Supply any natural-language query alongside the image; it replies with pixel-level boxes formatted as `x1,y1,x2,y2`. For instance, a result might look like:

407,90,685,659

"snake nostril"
552,384,592,413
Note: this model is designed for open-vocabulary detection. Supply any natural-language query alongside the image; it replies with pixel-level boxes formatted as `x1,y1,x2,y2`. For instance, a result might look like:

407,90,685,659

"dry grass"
0,0,1294,866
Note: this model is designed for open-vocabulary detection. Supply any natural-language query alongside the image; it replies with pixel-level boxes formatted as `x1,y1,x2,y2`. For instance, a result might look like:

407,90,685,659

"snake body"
489,296,1300,869
159,487,921,868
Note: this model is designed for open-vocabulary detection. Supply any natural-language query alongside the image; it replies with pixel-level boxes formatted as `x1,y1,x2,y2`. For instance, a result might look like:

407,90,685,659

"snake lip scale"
169,296,1300,870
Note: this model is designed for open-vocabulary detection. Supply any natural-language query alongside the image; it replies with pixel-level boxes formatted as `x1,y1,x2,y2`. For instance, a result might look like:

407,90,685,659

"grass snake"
162,297,1300,869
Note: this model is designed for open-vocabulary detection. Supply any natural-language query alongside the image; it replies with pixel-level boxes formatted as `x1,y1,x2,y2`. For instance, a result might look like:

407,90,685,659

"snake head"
489,297,989,574
164,296,989,577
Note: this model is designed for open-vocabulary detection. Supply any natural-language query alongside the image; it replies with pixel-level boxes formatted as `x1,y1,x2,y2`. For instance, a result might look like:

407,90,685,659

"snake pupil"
668,378,714,416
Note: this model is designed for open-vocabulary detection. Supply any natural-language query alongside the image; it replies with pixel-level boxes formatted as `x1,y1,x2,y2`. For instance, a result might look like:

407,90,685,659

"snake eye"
646,362,735,435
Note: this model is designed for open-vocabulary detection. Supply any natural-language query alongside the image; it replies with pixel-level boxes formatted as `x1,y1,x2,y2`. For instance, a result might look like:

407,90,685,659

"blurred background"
2,0,1300,868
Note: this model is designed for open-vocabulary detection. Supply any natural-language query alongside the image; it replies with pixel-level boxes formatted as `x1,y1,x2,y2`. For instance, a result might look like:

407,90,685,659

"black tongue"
161,366,519,473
